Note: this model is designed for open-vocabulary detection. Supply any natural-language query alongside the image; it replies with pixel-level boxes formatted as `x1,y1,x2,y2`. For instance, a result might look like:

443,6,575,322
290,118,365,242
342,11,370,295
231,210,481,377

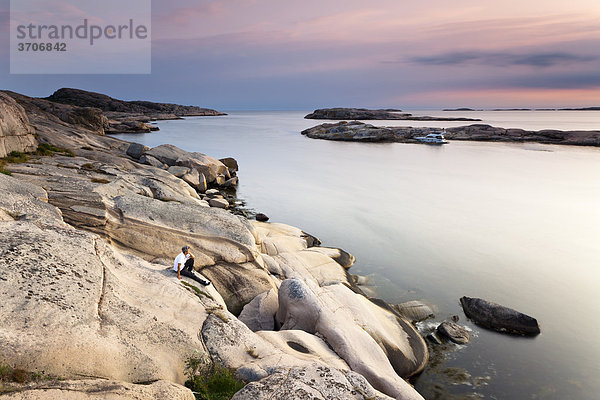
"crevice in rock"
92,238,108,327
266,367,292,400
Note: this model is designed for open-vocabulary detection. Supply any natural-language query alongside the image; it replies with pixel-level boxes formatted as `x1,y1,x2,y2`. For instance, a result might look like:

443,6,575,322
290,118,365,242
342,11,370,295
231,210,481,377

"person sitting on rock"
174,246,211,286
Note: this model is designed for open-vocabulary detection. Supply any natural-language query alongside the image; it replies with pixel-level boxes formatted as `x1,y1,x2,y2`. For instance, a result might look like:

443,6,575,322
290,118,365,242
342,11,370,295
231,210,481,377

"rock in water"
392,300,435,322
437,321,470,344
255,213,269,222
460,296,540,335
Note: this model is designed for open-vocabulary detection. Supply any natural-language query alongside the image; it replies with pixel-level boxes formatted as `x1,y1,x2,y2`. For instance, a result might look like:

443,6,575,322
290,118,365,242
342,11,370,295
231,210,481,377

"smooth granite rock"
276,279,427,399
238,289,279,331
0,92,37,157
0,221,223,384
209,197,229,208
231,364,395,400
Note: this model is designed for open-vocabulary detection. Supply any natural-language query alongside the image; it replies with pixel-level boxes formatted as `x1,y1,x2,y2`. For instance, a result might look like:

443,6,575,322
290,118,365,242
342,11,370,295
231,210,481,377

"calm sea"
112,110,600,400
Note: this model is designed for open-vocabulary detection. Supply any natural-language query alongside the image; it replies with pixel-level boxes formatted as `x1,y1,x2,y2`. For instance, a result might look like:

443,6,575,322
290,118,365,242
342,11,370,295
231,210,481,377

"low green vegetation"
181,281,213,301
184,362,245,400
0,151,29,175
36,143,74,157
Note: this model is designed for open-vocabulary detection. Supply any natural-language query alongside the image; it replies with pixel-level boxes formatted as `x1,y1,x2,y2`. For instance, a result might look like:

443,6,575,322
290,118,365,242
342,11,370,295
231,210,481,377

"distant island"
306,107,481,121
443,107,600,111
301,121,600,147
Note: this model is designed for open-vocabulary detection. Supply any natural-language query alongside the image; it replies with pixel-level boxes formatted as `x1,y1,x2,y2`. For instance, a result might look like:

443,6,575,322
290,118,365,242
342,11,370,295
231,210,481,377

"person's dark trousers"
181,258,211,285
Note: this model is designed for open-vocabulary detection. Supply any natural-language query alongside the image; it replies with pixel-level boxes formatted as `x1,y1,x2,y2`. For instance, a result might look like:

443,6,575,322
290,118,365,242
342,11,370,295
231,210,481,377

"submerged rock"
437,320,470,344
460,296,540,335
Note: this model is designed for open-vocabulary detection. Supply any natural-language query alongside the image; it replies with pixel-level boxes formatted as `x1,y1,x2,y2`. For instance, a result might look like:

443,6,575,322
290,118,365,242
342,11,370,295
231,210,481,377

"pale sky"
1,0,599,109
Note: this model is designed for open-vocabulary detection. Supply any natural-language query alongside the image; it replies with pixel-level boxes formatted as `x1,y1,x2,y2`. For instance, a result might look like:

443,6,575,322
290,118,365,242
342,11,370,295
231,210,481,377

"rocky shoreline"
302,121,600,147
305,108,481,122
0,91,432,399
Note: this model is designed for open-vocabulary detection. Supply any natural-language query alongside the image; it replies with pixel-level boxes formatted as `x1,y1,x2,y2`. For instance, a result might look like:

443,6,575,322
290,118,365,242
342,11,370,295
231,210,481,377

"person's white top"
173,252,189,272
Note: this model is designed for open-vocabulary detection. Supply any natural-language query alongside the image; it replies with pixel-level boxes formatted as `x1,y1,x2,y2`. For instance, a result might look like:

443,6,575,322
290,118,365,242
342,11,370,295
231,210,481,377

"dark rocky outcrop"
445,124,600,146
305,108,480,121
460,296,540,335
3,90,105,135
302,121,600,147
47,88,226,117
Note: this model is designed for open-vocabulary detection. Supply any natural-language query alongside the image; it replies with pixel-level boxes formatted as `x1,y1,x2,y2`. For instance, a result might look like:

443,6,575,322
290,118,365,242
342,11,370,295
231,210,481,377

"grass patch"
90,178,110,184
5,151,28,163
0,163,11,176
185,363,245,400
81,146,93,151
181,281,213,301
0,151,30,176
35,143,74,157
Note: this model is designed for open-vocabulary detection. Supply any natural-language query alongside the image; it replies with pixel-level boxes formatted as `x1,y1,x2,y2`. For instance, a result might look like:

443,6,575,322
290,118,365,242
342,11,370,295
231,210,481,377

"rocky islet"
302,120,600,147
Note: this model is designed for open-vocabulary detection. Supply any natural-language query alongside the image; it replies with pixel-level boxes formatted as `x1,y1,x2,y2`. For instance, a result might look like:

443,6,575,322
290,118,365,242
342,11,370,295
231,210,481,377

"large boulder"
460,296,541,335
126,142,150,160
238,289,279,331
143,144,229,185
199,261,278,316
202,313,411,400
219,157,239,174
276,279,426,399
0,92,37,157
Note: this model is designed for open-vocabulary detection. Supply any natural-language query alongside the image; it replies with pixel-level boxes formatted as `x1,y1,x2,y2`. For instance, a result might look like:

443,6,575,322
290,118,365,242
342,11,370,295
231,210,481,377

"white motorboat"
414,131,448,144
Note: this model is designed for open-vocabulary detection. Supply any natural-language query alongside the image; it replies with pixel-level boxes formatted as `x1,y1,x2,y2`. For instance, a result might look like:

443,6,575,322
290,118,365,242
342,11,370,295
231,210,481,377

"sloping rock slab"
1,379,194,400
0,221,219,383
460,296,540,335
